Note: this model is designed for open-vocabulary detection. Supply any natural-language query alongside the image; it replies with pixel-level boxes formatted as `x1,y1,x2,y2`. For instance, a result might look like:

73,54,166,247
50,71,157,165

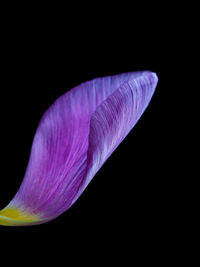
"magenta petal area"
2,71,158,225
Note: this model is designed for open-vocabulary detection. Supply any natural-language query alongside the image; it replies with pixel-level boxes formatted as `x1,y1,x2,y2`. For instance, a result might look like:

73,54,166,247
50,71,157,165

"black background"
0,3,181,264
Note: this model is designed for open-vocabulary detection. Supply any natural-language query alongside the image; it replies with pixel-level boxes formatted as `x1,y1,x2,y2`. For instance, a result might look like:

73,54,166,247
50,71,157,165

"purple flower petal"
0,71,158,226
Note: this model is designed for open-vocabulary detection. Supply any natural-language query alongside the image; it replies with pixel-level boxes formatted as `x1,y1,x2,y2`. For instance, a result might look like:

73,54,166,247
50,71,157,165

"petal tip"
149,71,159,86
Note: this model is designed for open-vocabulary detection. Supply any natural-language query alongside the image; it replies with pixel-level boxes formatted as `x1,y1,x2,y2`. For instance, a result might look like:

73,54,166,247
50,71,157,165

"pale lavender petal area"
73,72,158,204
5,71,158,224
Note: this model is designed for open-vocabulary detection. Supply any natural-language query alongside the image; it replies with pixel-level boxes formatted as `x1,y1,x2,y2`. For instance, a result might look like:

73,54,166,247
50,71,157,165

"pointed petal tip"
142,70,158,84
151,71,159,84
140,71,158,97
129,71,158,93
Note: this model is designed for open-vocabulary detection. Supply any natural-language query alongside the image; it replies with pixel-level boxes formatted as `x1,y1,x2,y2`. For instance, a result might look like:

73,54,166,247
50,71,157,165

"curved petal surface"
0,71,158,226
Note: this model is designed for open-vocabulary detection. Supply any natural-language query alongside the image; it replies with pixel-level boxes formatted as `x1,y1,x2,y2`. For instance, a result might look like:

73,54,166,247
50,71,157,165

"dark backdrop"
0,5,177,263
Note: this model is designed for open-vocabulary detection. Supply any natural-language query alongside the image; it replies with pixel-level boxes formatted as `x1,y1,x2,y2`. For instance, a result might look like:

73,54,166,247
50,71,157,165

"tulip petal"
0,71,158,226
74,72,158,202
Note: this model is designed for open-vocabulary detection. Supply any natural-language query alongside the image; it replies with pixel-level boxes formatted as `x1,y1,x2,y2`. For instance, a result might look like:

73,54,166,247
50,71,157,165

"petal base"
0,206,42,226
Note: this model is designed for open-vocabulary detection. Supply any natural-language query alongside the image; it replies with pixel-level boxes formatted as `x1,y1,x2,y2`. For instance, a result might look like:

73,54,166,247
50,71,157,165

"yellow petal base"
0,207,41,226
